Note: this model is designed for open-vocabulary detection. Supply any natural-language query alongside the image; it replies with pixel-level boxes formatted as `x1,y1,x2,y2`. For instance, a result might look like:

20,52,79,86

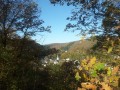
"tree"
102,5,120,37
92,3,120,55
0,0,50,47
49,0,120,37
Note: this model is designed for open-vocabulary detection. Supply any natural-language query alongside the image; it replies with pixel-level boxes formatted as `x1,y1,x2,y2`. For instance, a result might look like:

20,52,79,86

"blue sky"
33,0,80,45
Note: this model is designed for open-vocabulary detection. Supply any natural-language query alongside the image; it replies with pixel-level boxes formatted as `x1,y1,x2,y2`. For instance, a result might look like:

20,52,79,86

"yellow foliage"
77,56,120,89
107,47,113,53
88,57,96,67
81,82,97,90
100,82,113,90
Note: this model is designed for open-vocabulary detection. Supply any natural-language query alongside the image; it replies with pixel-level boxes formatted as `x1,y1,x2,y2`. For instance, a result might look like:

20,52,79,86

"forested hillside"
47,39,96,51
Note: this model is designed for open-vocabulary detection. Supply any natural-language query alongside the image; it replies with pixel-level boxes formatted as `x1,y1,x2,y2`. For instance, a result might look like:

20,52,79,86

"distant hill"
46,42,69,50
46,39,97,51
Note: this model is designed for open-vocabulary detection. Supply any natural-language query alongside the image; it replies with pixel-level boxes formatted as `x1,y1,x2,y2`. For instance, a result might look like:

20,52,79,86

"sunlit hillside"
47,39,97,51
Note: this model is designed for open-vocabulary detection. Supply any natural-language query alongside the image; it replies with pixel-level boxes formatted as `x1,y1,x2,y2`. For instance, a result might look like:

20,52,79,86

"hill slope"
46,39,97,51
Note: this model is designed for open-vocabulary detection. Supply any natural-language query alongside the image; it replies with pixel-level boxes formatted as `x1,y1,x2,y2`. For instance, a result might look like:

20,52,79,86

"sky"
33,0,80,45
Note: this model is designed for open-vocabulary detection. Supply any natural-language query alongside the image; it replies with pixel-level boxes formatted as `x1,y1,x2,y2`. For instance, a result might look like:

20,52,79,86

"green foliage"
90,69,97,77
75,72,81,81
93,62,105,71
